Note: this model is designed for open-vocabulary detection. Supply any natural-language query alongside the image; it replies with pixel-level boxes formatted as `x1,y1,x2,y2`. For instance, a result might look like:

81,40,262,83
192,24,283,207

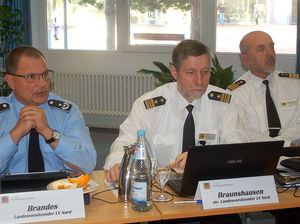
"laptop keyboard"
167,178,182,194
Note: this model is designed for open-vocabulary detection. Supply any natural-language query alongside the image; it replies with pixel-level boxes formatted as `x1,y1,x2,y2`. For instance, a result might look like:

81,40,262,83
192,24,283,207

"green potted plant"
210,54,235,89
0,4,24,96
137,54,234,90
0,76,11,96
138,61,176,87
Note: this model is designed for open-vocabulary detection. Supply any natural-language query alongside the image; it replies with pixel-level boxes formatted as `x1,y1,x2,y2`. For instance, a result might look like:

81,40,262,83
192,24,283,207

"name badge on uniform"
197,133,216,146
281,99,297,108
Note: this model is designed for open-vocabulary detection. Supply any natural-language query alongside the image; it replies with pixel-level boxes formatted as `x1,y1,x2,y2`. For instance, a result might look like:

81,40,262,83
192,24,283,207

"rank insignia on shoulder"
278,73,300,79
0,103,9,112
227,80,246,91
143,96,166,109
208,91,231,104
47,99,72,112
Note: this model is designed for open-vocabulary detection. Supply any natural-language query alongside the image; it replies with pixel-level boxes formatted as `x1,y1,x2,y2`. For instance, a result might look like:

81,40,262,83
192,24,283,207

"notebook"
168,140,284,197
280,158,300,171
0,171,69,194
275,156,300,188
274,173,300,188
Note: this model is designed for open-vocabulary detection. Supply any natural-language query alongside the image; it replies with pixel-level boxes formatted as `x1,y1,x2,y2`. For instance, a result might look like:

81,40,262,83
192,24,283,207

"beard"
178,87,206,103
249,59,275,77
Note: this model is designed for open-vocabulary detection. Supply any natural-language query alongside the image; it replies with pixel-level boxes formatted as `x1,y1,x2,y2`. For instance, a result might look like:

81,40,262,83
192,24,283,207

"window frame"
117,0,217,53
34,0,297,56
37,0,217,53
31,0,296,77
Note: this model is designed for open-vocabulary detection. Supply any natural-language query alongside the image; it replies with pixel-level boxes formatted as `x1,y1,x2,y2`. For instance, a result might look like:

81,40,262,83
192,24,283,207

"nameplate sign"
196,175,278,209
0,188,85,223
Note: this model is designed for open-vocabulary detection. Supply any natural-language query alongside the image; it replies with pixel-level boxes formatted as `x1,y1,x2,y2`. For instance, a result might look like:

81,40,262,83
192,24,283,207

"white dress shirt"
104,82,246,170
230,70,300,146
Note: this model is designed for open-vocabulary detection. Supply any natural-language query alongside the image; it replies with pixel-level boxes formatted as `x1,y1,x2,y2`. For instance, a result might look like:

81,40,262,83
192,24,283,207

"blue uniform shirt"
0,92,97,175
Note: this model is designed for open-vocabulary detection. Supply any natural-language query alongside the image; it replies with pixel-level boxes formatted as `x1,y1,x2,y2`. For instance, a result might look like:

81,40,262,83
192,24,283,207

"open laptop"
0,171,70,194
168,140,284,197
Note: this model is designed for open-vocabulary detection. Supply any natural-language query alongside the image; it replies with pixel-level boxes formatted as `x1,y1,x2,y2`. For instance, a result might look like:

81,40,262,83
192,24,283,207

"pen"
173,200,203,204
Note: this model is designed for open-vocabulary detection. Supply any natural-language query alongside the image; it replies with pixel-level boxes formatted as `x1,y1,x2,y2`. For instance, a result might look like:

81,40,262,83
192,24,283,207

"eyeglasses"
7,70,54,83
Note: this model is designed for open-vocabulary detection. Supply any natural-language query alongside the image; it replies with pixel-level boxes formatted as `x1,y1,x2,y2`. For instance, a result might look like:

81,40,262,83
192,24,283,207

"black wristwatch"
45,130,61,144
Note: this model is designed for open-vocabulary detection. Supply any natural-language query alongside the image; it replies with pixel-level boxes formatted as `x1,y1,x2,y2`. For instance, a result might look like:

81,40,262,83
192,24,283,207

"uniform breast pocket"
280,99,297,110
280,99,297,124
197,131,217,145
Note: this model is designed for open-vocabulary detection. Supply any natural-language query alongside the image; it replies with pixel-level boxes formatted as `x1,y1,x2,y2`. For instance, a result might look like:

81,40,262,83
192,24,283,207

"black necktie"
28,128,45,172
263,80,281,137
182,104,195,152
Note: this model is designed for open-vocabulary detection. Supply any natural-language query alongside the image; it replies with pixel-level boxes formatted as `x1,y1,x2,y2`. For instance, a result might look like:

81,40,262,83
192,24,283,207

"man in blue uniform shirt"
0,45,97,175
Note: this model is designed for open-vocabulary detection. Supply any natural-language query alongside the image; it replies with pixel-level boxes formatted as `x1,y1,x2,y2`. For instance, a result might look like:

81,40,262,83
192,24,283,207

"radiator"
53,71,155,127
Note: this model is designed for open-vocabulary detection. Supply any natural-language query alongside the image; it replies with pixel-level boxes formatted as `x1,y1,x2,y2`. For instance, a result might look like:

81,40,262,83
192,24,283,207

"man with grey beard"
228,30,300,224
229,31,300,148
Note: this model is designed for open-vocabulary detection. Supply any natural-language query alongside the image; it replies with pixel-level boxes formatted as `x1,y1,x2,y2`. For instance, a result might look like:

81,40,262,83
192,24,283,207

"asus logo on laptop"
226,159,243,164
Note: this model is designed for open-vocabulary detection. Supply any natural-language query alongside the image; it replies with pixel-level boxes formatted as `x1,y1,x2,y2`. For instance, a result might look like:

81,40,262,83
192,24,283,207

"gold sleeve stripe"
220,93,232,103
144,99,155,109
278,73,300,79
208,91,231,104
143,96,166,109
227,80,246,91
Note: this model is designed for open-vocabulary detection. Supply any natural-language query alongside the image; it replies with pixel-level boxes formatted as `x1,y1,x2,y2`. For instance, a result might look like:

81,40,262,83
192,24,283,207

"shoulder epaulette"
0,103,9,112
278,73,300,79
143,96,166,109
208,91,231,104
47,99,72,112
227,80,246,91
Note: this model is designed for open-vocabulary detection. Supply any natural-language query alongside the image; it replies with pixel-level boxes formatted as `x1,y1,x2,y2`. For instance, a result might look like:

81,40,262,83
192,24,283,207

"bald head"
239,31,276,79
239,31,273,54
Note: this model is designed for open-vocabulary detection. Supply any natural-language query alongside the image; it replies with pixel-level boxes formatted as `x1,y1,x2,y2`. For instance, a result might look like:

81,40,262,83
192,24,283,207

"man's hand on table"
105,163,120,183
170,152,187,170
105,152,188,182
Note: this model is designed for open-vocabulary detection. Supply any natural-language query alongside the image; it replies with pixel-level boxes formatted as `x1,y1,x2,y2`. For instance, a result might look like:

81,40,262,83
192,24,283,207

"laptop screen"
0,171,69,194
169,140,284,196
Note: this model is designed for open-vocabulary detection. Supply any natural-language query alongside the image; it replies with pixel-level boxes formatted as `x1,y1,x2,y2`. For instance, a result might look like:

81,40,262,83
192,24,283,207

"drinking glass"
153,166,172,202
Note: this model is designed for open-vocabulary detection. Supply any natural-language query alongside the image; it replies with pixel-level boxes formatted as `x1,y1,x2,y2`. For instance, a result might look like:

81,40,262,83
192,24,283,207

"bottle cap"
137,129,145,137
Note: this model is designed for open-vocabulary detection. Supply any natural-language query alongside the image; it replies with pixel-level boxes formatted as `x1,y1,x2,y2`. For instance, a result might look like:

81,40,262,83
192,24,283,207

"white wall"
217,53,296,78
39,49,296,82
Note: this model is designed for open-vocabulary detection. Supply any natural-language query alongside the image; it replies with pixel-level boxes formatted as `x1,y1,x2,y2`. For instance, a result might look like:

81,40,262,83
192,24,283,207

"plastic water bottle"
130,129,153,212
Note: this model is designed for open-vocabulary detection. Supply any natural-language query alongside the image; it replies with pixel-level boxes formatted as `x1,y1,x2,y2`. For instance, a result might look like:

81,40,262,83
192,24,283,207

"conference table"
43,170,300,223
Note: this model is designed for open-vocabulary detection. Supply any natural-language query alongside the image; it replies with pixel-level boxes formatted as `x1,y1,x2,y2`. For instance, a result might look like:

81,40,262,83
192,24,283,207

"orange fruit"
67,176,78,184
67,174,90,188
76,174,91,188
56,184,65,189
